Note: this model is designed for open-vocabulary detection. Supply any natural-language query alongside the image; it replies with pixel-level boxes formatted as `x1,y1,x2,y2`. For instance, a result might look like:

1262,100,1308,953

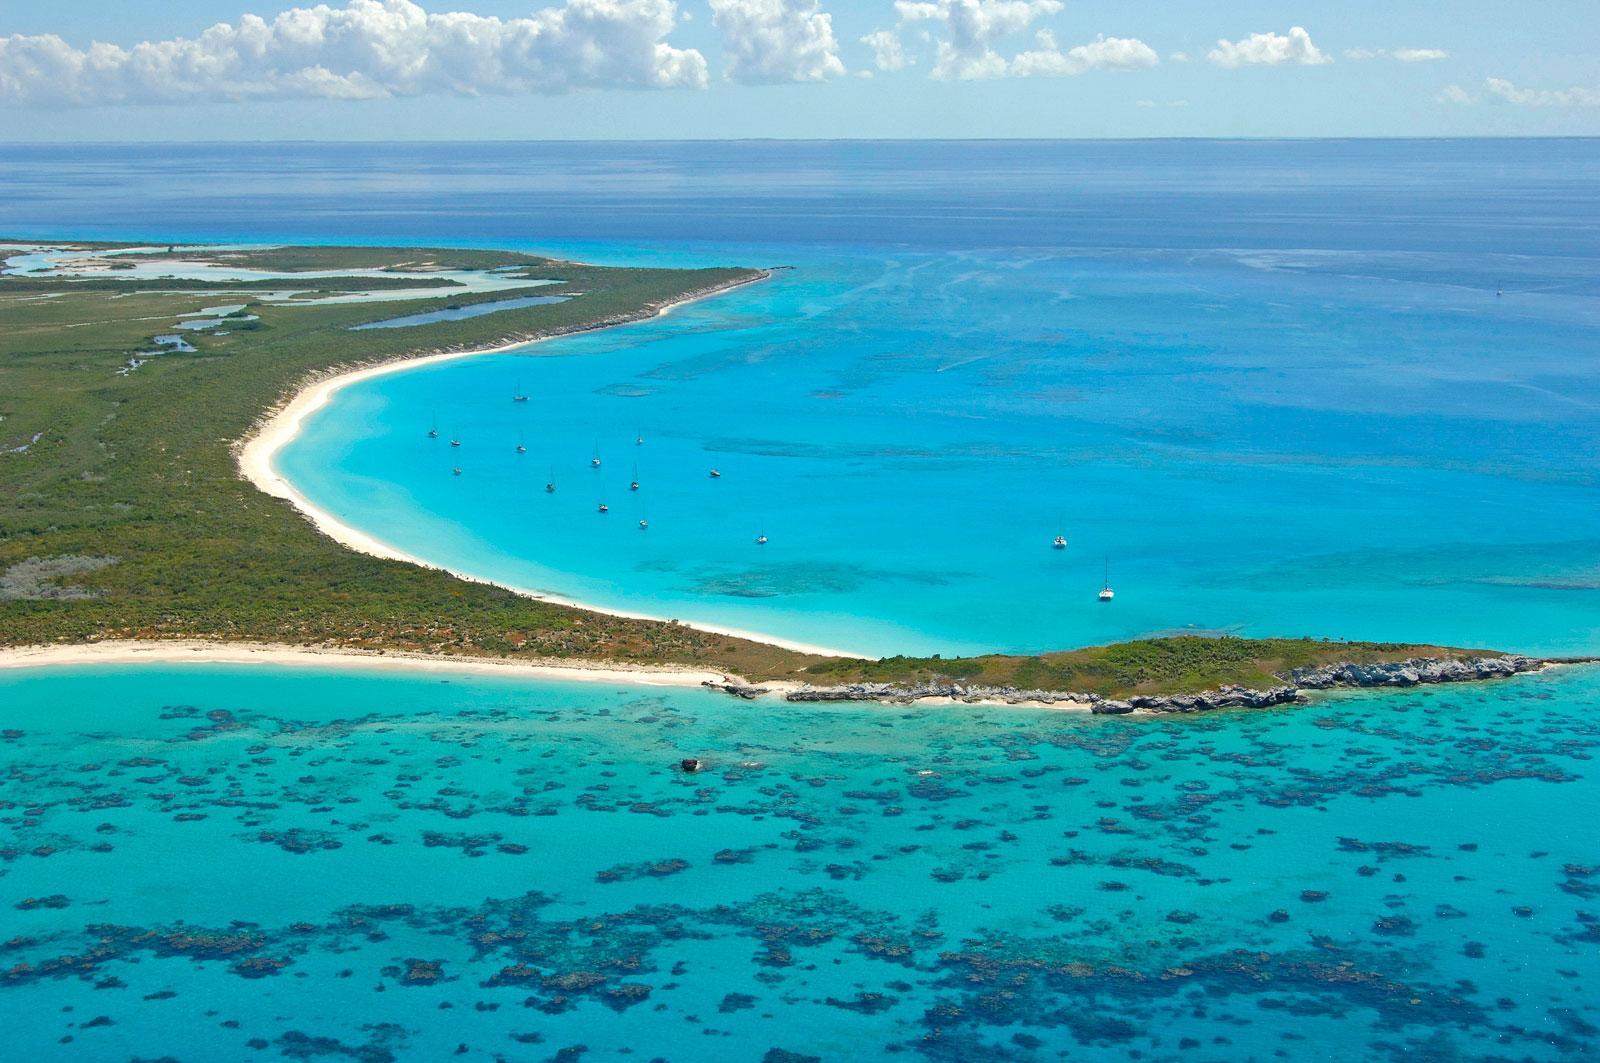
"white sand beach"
0,640,734,688
233,274,859,660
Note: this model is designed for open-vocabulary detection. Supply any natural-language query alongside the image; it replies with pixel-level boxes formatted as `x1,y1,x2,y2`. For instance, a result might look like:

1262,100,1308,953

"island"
0,241,1545,709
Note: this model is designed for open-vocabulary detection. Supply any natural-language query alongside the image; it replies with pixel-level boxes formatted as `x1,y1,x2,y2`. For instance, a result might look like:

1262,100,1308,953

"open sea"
2,140,1599,1058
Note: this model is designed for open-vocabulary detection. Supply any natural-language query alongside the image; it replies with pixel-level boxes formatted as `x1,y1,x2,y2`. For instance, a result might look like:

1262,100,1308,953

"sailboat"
1052,534,1067,550
427,413,439,439
630,463,640,492
709,468,722,479
756,530,768,545
635,430,645,447
450,437,461,448
638,513,649,530
512,382,528,402
591,442,602,469
1098,558,1114,603
545,468,556,493
515,435,527,454
452,466,462,477
597,501,609,514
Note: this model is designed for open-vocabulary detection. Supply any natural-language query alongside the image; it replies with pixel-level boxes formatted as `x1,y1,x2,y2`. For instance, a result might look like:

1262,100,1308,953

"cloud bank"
0,0,707,106
1009,32,1158,78
1485,77,1600,108
1207,27,1329,68
889,0,1153,80
709,0,844,84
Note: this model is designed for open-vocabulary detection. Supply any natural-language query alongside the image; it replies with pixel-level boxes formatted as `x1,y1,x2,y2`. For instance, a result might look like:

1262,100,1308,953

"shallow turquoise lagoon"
2,663,1597,1060
279,241,1600,656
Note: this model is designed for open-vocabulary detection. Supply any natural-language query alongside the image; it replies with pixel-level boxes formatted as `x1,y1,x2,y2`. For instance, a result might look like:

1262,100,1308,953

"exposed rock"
740,655,1545,715
1289,655,1539,689
705,682,770,700
782,682,1089,706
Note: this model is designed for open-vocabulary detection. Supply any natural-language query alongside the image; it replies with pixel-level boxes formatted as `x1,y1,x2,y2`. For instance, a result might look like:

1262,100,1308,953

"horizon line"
3,134,1600,147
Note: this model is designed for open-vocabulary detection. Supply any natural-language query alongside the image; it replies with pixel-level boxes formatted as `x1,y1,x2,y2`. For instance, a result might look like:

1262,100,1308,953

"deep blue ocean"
2,141,1599,1059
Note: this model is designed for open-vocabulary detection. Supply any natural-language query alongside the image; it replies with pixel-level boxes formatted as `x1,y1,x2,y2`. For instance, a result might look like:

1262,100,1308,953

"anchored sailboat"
591,442,602,469
1098,558,1114,603
513,382,528,402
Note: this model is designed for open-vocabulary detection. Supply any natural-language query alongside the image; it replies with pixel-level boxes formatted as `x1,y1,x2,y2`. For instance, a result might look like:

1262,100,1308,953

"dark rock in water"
1125,686,1302,714
1289,655,1539,690
679,758,704,774
763,1051,821,1063
704,682,770,700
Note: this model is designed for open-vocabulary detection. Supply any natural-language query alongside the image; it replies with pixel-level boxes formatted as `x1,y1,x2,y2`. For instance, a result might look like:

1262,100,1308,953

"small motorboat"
1053,535,1067,550
638,519,649,530
709,469,722,479
515,443,527,454
597,502,609,513
450,438,461,448
452,467,462,476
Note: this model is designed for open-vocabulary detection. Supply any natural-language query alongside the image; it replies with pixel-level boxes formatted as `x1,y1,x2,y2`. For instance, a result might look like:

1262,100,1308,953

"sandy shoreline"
0,640,732,688
235,273,859,661
0,641,1100,710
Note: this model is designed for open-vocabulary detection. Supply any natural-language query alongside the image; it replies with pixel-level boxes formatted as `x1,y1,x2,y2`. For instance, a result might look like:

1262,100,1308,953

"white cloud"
1485,77,1600,107
1207,27,1329,68
1393,48,1449,62
1009,32,1158,78
0,0,707,107
709,0,844,84
1345,47,1449,62
860,28,911,72
895,0,1062,80
891,1,1152,81
1437,83,1475,105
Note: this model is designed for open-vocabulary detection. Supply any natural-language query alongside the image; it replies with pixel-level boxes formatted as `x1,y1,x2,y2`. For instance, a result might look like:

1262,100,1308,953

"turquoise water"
2,141,1598,1057
351,293,570,330
254,147,1600,657
2,662,1597,1059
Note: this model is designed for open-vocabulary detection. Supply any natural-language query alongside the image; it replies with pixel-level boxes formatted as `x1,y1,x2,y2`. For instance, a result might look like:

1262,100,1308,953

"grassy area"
0,241,1505,696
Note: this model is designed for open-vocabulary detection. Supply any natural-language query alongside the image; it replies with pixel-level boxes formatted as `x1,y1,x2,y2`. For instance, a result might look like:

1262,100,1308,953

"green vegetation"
801,637,1481,696
0,241,1503,697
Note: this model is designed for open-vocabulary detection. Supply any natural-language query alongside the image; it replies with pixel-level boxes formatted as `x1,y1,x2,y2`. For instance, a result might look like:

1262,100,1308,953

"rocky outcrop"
712,655,1546,715
776,681,1092,707
1094,685,1303,715
1288,655,1540,690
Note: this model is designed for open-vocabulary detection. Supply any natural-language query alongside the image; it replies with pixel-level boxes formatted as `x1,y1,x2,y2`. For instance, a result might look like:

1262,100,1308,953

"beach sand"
234,274,860,661
0,640,732,688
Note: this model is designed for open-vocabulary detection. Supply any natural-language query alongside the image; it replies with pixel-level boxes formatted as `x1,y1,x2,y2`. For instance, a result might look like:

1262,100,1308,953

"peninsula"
0,241,1539,705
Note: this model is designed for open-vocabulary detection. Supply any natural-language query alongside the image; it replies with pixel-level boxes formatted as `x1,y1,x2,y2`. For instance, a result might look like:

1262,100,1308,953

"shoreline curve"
235,271,860,661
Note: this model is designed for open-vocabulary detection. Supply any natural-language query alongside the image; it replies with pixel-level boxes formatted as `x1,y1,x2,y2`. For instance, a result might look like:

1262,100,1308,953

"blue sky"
2,0,1596,140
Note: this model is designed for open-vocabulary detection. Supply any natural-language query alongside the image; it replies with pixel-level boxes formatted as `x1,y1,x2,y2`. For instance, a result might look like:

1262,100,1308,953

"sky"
1,0,1596,140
